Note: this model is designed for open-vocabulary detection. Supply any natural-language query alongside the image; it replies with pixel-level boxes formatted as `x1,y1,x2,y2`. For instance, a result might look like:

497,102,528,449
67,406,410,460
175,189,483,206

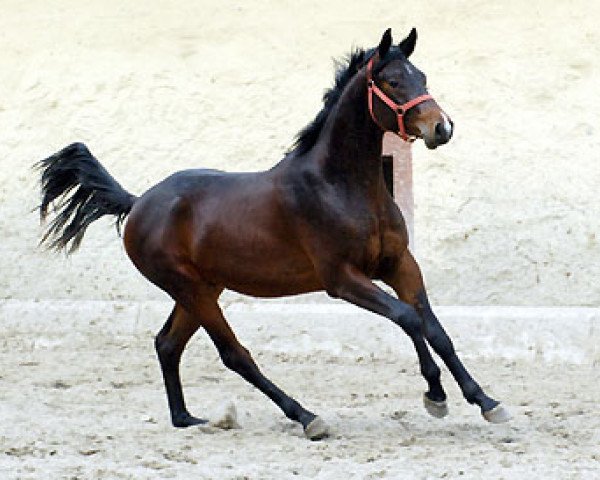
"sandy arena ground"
1,303,598,479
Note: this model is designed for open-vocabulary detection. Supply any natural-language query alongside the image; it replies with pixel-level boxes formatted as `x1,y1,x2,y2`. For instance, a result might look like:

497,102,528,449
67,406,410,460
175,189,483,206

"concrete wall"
3,299,598,365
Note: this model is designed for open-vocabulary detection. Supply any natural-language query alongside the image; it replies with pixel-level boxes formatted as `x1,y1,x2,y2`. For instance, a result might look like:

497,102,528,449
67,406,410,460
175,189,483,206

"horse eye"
388,80,399,88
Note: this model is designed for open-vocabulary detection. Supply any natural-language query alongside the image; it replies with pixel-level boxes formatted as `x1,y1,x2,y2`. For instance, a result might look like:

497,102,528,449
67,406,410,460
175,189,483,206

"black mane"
289,48,367,155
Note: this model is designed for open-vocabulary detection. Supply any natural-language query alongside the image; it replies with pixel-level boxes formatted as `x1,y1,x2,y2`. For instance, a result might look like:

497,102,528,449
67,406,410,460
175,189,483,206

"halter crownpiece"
366,56,433,142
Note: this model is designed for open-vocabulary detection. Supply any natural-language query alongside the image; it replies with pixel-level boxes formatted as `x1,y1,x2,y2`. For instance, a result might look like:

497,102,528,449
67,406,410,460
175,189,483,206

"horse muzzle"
423,115,454,149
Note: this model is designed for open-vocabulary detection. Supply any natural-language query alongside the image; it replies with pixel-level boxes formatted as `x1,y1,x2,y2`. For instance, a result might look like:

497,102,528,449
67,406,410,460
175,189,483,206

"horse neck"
317,70,385,189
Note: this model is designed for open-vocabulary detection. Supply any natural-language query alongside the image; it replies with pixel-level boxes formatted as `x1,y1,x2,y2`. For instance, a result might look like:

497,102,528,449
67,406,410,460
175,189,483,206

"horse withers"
37,28,509,440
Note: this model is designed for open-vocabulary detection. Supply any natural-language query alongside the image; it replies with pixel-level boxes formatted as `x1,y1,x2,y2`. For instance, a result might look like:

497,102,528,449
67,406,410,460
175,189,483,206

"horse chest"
347,212,408,277
336,215,385,274
360,231,383,275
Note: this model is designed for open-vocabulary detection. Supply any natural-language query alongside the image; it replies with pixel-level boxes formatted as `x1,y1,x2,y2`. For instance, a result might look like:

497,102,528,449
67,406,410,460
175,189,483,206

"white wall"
1,0,599,306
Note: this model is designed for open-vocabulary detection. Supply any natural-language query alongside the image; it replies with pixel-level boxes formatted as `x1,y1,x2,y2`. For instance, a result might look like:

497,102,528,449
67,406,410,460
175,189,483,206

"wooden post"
382,133,414,249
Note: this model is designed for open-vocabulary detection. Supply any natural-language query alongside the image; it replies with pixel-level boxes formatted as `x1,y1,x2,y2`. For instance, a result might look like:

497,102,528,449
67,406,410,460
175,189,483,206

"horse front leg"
328,260,510,423
382,268,449,419
417,289,510,422
384,252,511,423
327,264,448,419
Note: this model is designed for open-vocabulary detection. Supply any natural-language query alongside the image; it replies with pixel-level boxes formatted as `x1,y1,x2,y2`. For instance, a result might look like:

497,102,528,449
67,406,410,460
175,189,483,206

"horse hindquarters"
123,184,330,438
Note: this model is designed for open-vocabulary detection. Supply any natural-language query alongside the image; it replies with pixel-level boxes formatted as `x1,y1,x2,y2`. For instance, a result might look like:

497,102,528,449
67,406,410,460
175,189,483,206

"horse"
37,28,510,440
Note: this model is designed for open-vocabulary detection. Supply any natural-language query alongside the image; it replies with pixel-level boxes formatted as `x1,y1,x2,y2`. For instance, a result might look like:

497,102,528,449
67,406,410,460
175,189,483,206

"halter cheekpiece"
366,55,433,142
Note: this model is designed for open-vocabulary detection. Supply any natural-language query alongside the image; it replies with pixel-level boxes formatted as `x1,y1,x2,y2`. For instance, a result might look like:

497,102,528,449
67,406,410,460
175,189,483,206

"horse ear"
377,28,393,57
399,27,417,58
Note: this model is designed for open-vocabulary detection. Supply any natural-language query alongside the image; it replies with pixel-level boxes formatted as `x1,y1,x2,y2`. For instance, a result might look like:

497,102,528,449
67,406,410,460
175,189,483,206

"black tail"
37,142,137,253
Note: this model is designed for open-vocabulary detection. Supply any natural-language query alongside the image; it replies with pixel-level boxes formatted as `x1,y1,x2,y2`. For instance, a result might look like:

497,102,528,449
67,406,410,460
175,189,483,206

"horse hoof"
304,416,330,441
423,393,449,418
172,414,208,428
482,404,511,424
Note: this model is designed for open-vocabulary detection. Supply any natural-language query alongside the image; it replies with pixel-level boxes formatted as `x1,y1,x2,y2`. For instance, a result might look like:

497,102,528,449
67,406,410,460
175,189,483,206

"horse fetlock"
461,382,500,415
280,398,309,424
292,408,316,428
461,380,484,404
421,363,442,383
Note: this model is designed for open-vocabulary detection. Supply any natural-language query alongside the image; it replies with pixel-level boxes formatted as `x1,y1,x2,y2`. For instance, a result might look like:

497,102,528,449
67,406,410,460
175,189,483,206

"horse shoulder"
374,198,410,277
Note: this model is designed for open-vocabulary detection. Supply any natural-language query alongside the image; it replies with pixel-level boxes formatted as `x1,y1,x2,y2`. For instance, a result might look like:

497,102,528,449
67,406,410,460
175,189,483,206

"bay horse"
38,28,510,440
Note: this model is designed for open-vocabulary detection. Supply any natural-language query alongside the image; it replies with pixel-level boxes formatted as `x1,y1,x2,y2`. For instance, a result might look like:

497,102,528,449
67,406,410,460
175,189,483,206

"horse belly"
202,247,322,297
192,220,322,297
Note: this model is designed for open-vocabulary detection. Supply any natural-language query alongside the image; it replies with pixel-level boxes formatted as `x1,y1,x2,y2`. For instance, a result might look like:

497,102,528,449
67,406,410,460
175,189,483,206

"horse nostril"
434,122,451,144
434,122,444,139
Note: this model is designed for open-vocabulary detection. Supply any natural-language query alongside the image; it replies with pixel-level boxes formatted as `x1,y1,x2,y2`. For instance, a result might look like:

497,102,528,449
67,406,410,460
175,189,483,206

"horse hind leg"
155,303,207,427
193,298,329,440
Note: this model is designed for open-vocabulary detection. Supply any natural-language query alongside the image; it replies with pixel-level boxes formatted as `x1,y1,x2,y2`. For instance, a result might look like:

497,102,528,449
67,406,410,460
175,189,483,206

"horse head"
366,28,453,149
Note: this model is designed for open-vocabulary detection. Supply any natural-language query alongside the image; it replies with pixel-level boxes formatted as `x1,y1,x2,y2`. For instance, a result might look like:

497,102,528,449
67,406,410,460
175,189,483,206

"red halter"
366,56,433,142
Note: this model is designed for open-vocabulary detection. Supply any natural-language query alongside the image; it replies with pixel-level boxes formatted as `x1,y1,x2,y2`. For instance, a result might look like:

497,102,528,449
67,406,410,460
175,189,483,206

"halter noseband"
366,55,433,142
